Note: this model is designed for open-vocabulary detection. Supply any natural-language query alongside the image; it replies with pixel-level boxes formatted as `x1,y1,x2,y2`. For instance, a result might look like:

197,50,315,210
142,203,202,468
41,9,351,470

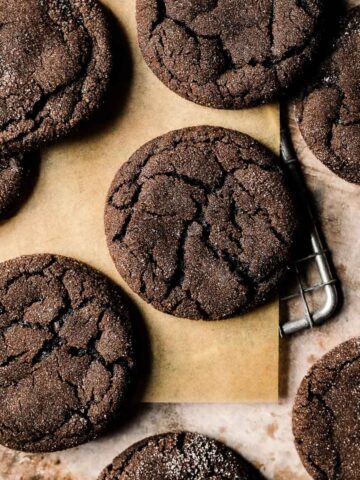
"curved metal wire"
279,108,339,336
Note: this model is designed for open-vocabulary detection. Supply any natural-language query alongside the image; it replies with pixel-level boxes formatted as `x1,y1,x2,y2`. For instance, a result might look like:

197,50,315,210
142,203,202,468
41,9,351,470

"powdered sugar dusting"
104,432,260,479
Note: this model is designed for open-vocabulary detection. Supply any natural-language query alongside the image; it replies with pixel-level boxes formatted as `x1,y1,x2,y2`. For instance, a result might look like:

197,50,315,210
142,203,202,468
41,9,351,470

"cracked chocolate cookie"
136,0,326,109
98,432,263,480
0,155,32,218
295,7,360,184
105,126,297,320
293,337,360,480
0,254,137,453
0,0,112,155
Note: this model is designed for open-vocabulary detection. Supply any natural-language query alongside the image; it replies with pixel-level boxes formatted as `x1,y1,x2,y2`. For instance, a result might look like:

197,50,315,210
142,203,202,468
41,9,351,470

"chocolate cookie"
0,0,112,155
293,337,360,480
136,0,326,109
0,155,32,218
105,126,297,320
0,254,137,452
295,7,360,184
98,432,263,480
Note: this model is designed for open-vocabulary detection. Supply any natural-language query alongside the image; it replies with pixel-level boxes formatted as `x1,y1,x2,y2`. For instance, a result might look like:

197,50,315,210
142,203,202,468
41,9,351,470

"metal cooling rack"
279,108,339,336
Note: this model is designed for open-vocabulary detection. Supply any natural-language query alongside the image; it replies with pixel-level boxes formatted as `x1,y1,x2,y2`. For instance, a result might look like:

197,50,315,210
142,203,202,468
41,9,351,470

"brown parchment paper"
0,0,279,402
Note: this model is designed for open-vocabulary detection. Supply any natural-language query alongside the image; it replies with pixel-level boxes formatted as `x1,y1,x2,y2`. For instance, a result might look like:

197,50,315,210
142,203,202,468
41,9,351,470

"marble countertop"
1,2,360,479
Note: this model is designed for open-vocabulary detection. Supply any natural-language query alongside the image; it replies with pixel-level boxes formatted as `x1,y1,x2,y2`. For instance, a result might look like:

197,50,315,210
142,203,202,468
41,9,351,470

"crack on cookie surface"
296,7,360,184
0,254,136,452
0,0,112,155
293,338,360,480
99,432,263,480
105,126,297,320
137,0,325,108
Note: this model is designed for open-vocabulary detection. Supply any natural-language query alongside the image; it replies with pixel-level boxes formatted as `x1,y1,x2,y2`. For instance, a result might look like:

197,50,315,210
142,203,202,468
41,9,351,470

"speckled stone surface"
1,1,360,479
